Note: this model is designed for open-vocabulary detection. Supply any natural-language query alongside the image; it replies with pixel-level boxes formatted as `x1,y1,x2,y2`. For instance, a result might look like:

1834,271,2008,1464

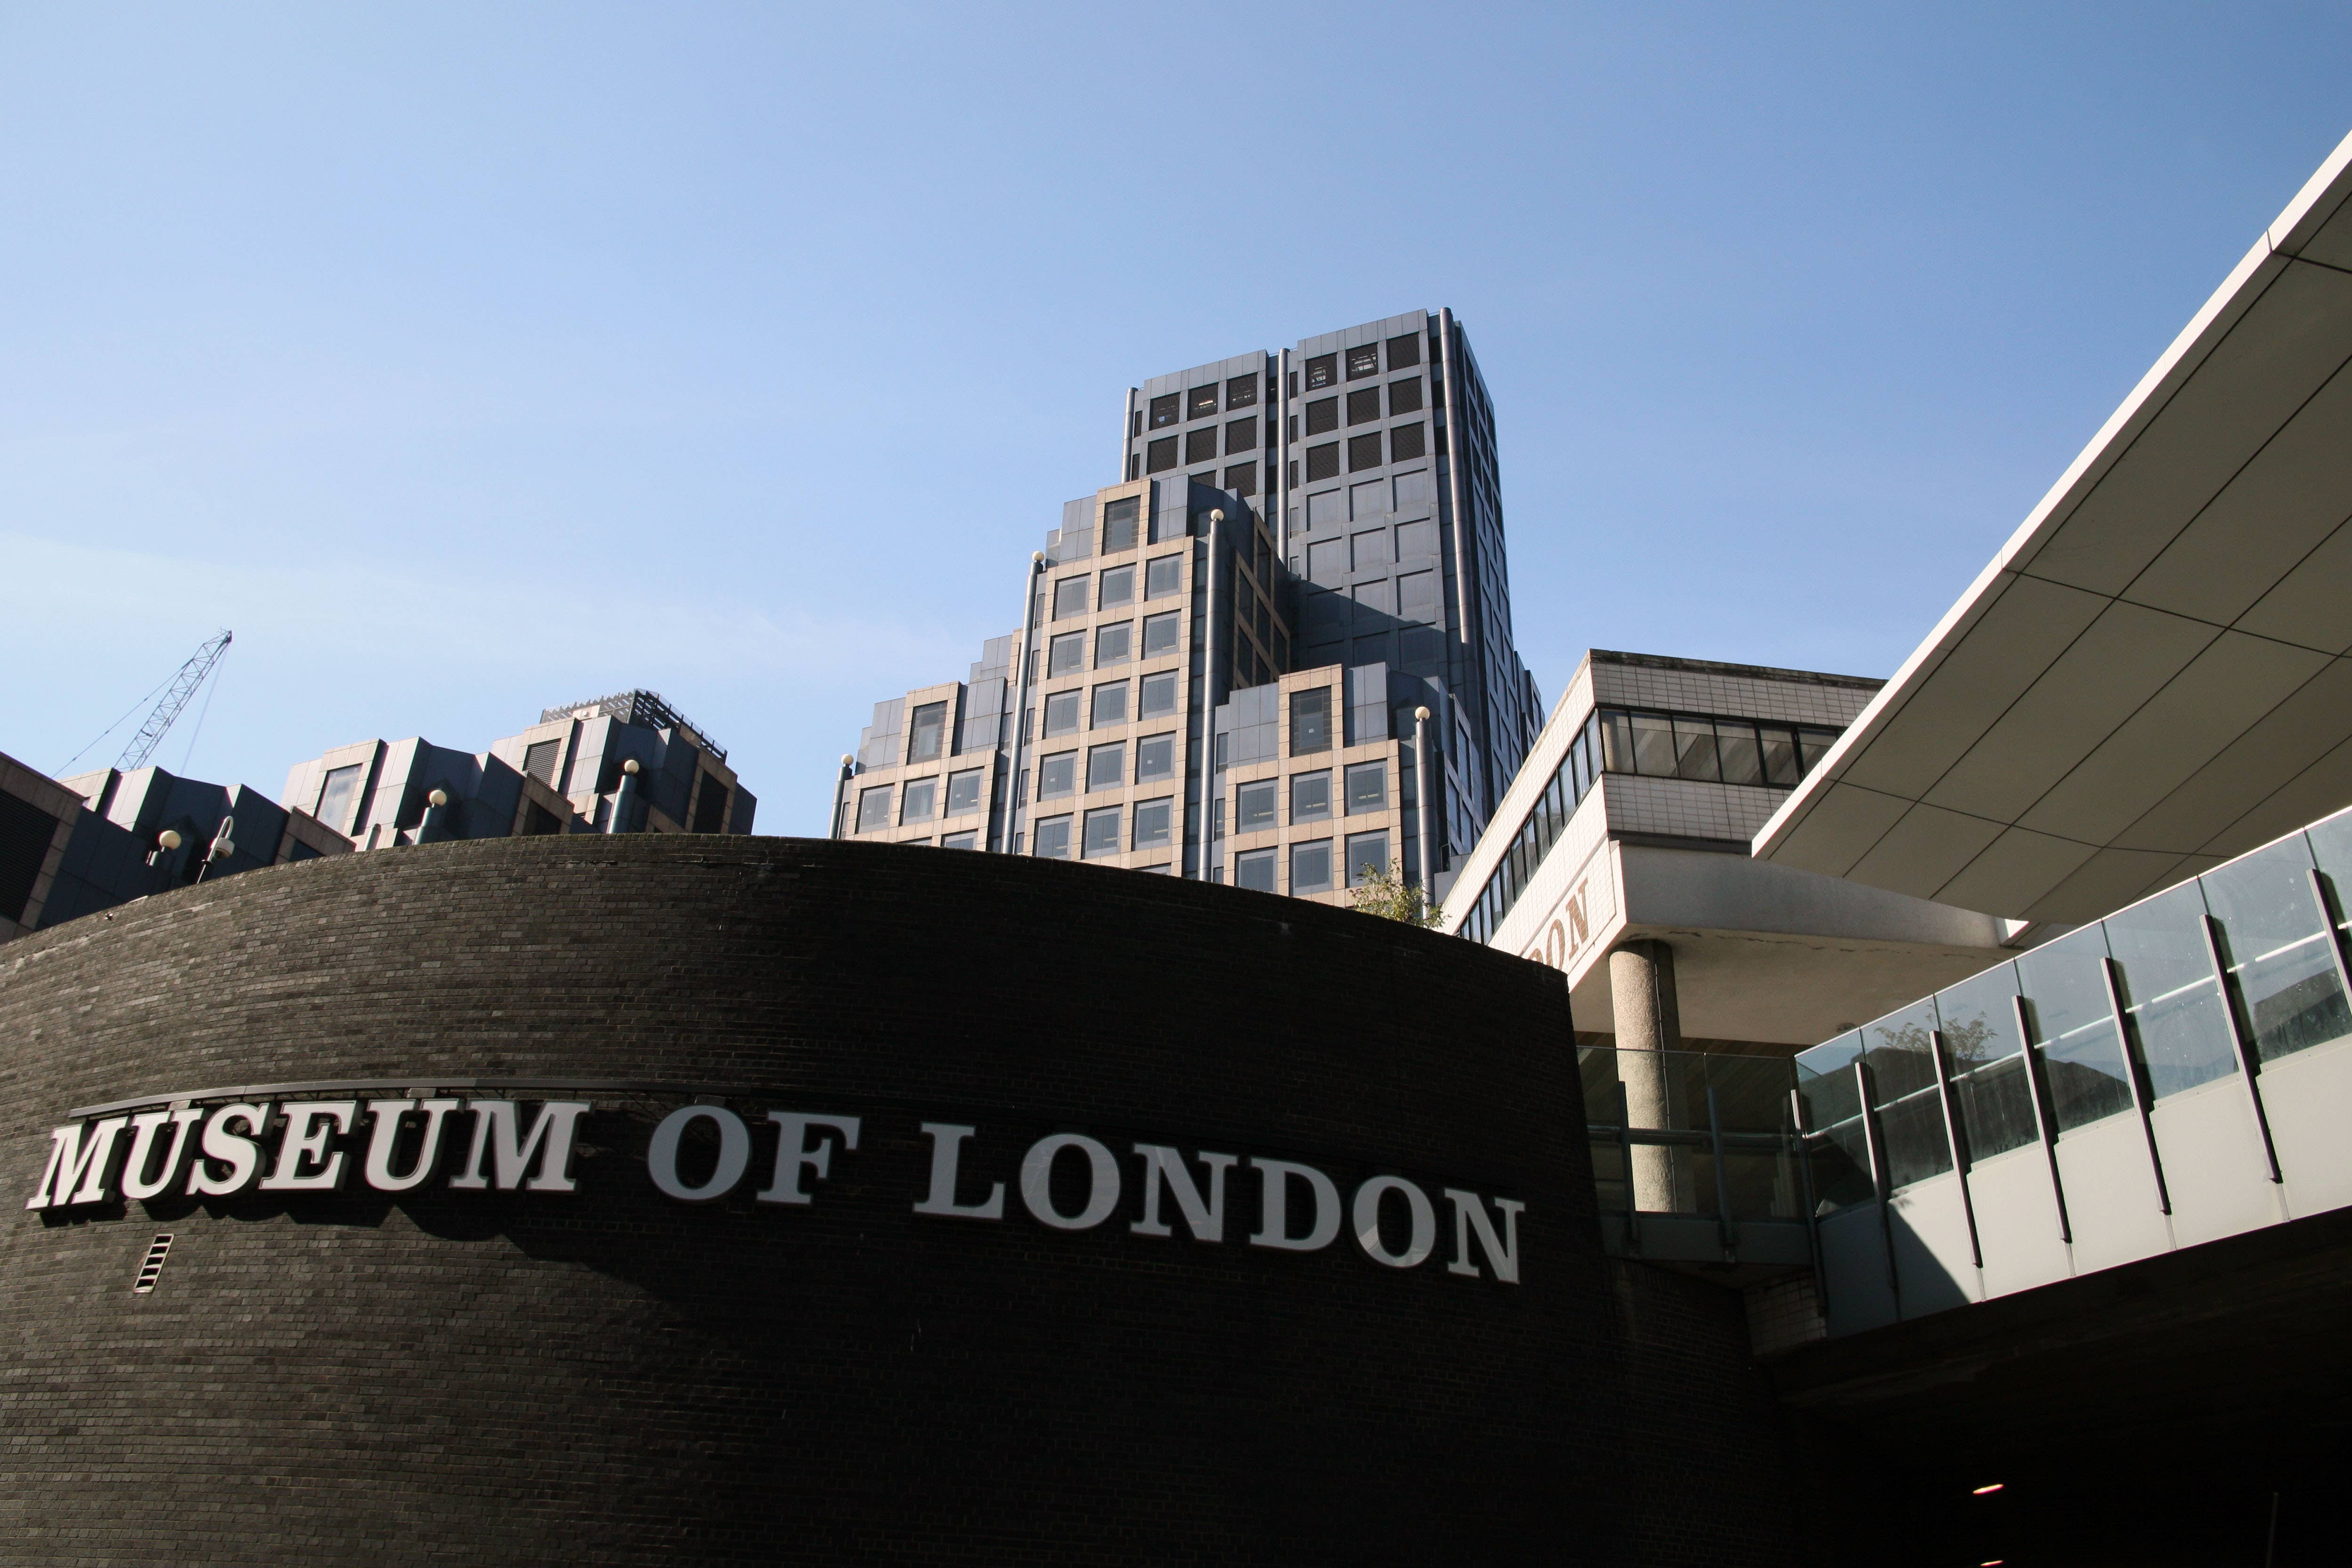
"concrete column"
1610,940,1694,1213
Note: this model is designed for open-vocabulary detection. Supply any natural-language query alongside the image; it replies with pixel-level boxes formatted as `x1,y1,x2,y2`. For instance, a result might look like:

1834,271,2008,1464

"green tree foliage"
1345,860,1443,929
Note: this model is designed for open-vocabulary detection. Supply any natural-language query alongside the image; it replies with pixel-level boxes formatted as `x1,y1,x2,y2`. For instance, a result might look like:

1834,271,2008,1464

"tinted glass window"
1136,733,1175,781
1098,565,1135,607
1345,346,1379,379
901,778,936,823
1133,798,1173,848
1385,332,1421,369
1146,436,1178,473
2105,881,2239,1099
1236,848,1276,891
1759,728,1801,786
1082,807,1122,859
1037,752,1076,798
1141,611,1180,659
1672,716,1719,781
1291,839,1334,893
1091,681,1128,728
1387,377,1423,415
315,764,364,831
1935,964,2038,1163
522,742,560,787
1345,831,1390,887
1087,744,1124,791
1303,354,1336,389
1631,713,1676,776
1095,622,1133,667
942,831,978,850
2014,926,2137,1133
1042,690,1081,736
1224,373,1258,408
1148,393,1179,428
907,701,948,764
1139,672,1178,718
1048,633,1084,677
1187,385,1219,420
1145,555,1183,599
1102,496,1140,554
1291,770,1332,823
945,769,983,815
1345,761,1386,813
1236,780,1277,832
856,786,892,833
1033,815,1071,859
2202,835,2352,1065
1305,397,1339,436
1290,688,1332,755
1052,578,1089,619
1716,722,1763,786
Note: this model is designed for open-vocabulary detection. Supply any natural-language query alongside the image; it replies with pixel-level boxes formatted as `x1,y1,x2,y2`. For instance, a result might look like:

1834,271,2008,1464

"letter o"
1019,1133,1121,1230
647,1105,751,1203
1352,1175,1436,1268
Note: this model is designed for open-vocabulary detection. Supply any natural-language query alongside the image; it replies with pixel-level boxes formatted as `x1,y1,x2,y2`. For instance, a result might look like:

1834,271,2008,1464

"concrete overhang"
1755,129,2352,924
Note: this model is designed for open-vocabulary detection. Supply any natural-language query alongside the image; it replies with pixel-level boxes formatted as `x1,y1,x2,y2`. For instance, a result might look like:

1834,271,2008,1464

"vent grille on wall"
133,1233,174,1295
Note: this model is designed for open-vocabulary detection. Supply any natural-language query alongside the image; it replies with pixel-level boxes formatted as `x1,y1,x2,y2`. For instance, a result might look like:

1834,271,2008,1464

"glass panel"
1599,711,1634,773
907,702,947,764
1139,672,1177,718
1142,611,1179,659
1135,734,1175,782
2200,835,2352,1065
1132,798,1172,848
1345,761,1385,813
1082,807,1121,859
1794,1032,1864,1132
1086,745,1123,791
1703,1053,1795,1134
1290,770,1332,822
1716,722,1763,786
1345,832,1389,886
901,779,936,823
945,769,983,815
1102,497,1140,554
1630,712,1676,777
1797,728,1838,775
1672,716,1721,781
1145,555,1182,600
1236,781,1276,832
1861,1002,1951,1190
1290,688,1332,755
315,765,363,832
2104,881,2239,1099
1759,729,1800,787
2015,925,2136,1133
1935,964,2037,1161
1097,565,1135,607
1037,753,1075,798
1048,633,1084,676
1235,848,1275,892
1052,578,1088,619
1291,839,1333,893
1091,682,1128,728
1042,691,1080,736
1033,816,1071,859
1095,623,1133,667
855,786,892,833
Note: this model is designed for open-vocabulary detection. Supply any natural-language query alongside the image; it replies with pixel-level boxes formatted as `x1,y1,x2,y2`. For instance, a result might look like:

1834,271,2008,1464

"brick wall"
0,836,1793,1565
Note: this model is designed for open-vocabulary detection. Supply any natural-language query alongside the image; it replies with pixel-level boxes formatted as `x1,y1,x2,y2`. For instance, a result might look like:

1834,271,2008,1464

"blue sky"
5,4,2349,832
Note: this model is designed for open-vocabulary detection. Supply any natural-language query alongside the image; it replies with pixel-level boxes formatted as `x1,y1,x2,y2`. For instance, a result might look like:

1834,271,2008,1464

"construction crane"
117,630,233,771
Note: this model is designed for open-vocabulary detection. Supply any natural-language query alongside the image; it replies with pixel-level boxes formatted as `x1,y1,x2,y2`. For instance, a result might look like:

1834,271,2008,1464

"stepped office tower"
839,310,1541,902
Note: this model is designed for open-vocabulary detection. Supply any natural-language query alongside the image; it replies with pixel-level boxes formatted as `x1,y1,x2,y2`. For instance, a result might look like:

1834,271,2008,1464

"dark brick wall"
0,836,1792,1566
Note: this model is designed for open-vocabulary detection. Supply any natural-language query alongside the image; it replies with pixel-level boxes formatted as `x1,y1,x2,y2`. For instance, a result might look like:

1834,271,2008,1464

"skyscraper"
838,309,1540,905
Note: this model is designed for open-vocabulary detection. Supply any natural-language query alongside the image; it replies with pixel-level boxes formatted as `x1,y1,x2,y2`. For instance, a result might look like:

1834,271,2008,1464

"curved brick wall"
0,836,1787,1565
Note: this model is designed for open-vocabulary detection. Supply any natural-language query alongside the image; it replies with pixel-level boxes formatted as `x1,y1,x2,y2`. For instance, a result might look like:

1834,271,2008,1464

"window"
1188,385,1219,420
1103,496,1140,553
1346,387,1381,426
856,786,892,833
1136,733,1176,781
1098,565,1135,608
1388,378,1423,415
1799,729,1837,773
1346,831,1390,887
1305,442,1340,482
1389,423,1426,463
1716,722,1763,786
907,701,948,764
1145,555,1183,599
901,778,937,823
1222,463,1257,495
1631,712,1676,775
1760,727,1801,786
1034,815,1072,859
1236,780,1277,832
946,768,983,815
1095,622,1133,667
315,764,364,832
1385,332,1421,369
1290,687,1332,754
1133,797,1173,849
1139,671,1178,717
1291,770,1332,823
1225,373,1257,408
1235,847,1277,891
1092,681,1128,727
1224,416,1257,452
1304,353,1336,389
521,742,560,787
1127,454,1140,481
1347,433,1383,472
1291,839,1334,893
1186,428,1217,464
942,830,978,850
1038,752,1077,798
1042,690,1081,736
1345,345,1379,379
1148,393,1180,428
1345,761,1387,813
1087,743,1124,791
1673,716,1720,781
1142,610,1180,659
1305,397,1339,436
1147,436,1178,473
1083,806,1123,859
1048,632,1085,677
1052,578,1089,619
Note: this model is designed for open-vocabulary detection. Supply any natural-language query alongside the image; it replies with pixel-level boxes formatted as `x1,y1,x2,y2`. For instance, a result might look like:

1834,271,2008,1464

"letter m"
1443,1189,1526,1284
448,1101,590,1193
27,1118,130,1210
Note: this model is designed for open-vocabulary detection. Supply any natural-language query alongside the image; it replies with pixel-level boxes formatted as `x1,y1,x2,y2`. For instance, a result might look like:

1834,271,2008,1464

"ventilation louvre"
132,1233,174,1295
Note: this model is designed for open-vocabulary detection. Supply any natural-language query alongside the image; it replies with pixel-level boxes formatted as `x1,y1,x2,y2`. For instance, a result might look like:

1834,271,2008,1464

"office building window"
1034,815,1072,859
1047,633,1087,679
1290,688,1332,755
1145,555,1183,599
1222,463,1257,495
1291,839,1334,893
1087,743,1124,791
1127,453,1140,481
1142,610,1180,659
1132,797,1173,849
1347,433,1383,472
1042,690,1081,736
521,742,560,787
1147,436,1178,473
942,830,978,850
1053,578,1089,619
1225,373,1257,408
1185,428,1217,465
1188,385,1219,420
1038,752,1077,799
856,786,892,833
1078,806,1121,859
1346,388,1380,426
1236,780,1277,832
901,777,937,823
1224,416,1257,452
1305,397,1339,436
1291,769,1332,823
1389,423,1426,462
315,764,364,832
1235,847,1277,891
1386,333,1421,369
1345,761,1387,813
1305,443,1340,482
907,701,948,764
1388,378,1423,415
1345,346,1379,379
1139,671,1178,718
1136,732,1176,781
1095,622,1133,667
1149,393,1180,428
1345,831,1390,887
1098,564,1135,607
1092,681,1129,727
1304,353,1336,390
945,768,984,815
1102,496,1140,554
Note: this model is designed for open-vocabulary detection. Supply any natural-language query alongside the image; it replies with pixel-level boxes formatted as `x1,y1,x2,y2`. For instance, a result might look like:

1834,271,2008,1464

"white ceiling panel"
2111,657,2352,853
2202,729,2352,860
1765,780,1914,879
2023,845,2199,925
1845,803,2007,898
1933,826,2099,917
2234,516,2352,654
